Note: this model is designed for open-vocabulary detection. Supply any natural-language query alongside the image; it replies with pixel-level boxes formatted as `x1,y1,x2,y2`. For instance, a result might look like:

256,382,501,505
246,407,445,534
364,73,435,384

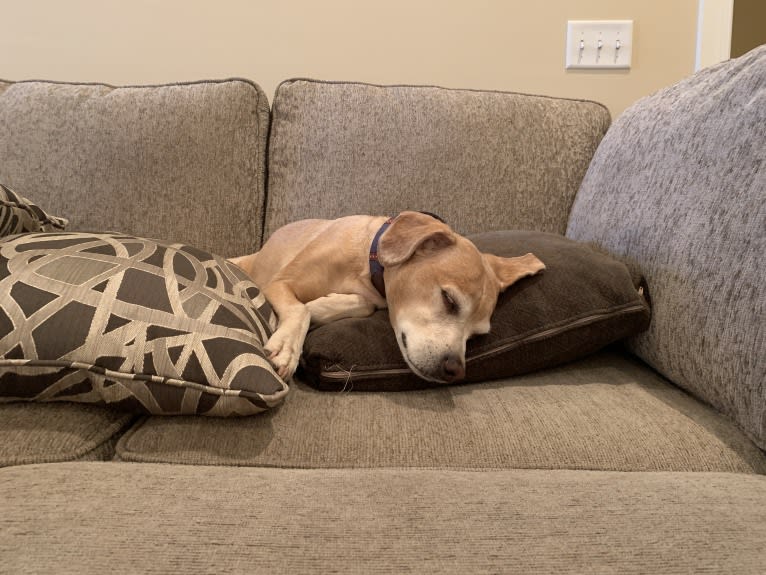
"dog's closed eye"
441,289,460,315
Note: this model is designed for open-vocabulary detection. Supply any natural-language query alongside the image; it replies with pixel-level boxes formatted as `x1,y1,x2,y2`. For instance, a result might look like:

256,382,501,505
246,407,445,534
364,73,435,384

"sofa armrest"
567,46,766,450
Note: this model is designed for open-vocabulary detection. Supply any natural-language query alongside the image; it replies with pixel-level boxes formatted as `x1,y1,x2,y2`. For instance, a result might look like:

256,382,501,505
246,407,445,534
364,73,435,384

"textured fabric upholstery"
1,462,765,574
0,403,132,467
265,80,610,240
116,352,766,473
567,46,766,449
0,79,269,257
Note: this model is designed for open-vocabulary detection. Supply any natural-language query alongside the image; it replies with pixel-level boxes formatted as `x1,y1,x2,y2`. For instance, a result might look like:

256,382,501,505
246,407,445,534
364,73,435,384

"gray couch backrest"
0,79,269,258
567,45,766,450
264,80,610,240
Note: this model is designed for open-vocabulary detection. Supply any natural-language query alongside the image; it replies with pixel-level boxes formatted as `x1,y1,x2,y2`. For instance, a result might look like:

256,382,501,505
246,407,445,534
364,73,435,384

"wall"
0,0,700,118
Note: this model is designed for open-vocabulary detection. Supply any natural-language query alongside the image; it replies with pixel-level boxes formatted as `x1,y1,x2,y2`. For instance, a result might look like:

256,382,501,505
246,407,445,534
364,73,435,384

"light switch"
565,20,633,69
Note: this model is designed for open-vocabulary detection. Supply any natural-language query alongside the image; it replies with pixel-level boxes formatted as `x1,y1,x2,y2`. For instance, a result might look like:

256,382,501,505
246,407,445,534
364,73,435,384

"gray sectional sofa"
0,45,764,573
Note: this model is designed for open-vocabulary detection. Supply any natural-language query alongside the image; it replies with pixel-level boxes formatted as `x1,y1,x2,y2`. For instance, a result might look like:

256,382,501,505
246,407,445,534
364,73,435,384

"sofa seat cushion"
0,78,269,257
0,403,132,467
0,231,287,416
1,462,764,574
566,46,766,450
116,351,766,473
265,79,610,240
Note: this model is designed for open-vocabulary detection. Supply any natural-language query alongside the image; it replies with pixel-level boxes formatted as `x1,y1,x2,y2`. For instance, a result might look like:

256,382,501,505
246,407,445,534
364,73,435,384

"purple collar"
369,217,394,298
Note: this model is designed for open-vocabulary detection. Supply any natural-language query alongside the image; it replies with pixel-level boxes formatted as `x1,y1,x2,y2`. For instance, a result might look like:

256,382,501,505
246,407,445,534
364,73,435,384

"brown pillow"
300,231,650,391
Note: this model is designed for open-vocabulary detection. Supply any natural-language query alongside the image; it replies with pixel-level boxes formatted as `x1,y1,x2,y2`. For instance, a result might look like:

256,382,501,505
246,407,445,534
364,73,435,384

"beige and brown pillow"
0,182,67,236
0,232,287,415
301,231,651,391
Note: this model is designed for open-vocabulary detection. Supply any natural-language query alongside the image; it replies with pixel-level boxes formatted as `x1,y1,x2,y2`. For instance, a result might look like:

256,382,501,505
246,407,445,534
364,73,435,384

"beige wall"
0,0,700,118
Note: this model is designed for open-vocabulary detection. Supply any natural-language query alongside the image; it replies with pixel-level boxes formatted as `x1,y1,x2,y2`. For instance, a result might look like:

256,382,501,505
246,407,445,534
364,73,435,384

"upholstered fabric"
0,79,269,257
0,403,132,467
116,351,766,473
567,46,766,449
302,231,650,390
2,462,765,574
265,80,610,240
0,182,67,236
0,232,286,416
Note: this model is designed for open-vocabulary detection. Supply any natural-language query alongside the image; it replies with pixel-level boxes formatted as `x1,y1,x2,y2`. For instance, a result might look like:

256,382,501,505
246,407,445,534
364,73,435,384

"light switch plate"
566,20,633,69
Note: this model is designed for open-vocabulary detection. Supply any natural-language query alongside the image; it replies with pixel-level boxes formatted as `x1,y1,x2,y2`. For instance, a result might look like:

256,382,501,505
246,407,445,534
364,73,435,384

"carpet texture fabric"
1,462,765,574
0,403,133,467
0,78,269,257
116,351,766,473
265,79,610,240
567,46,766,449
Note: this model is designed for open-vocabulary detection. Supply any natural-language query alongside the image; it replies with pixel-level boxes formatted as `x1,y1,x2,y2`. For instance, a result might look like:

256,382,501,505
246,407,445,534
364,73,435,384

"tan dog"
230,211,544,383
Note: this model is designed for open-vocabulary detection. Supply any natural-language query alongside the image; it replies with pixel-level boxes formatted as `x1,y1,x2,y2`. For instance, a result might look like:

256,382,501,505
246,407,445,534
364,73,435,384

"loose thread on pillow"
328,363,356,392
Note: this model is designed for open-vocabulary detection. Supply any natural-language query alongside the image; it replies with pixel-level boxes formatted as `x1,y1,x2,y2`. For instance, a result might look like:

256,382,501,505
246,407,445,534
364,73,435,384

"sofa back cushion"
0,79,270,257
566,46,766,450
264,80,610,240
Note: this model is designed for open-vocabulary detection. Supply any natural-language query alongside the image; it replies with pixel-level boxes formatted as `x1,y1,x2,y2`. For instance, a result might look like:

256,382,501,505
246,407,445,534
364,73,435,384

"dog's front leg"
306,293,377,327
262,281,310,380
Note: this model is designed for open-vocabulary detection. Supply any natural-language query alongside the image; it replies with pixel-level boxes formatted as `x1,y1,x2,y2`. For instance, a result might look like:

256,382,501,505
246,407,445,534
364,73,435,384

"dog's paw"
264,330,301,380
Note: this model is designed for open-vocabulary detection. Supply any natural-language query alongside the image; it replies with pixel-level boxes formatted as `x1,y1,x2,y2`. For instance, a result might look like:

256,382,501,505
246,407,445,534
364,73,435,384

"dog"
230,211,545,383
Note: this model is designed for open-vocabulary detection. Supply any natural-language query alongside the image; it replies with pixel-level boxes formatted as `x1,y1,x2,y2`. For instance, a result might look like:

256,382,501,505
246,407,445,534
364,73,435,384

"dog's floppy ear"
483,252,545,291
379,211,456,266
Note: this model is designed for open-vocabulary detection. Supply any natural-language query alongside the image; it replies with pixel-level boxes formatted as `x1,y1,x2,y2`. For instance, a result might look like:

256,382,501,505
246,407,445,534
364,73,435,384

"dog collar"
369,212,446,299
369,217,394,298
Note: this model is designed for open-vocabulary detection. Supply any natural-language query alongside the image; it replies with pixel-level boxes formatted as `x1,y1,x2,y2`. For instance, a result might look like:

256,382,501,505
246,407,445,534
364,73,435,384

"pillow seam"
0,360,287,401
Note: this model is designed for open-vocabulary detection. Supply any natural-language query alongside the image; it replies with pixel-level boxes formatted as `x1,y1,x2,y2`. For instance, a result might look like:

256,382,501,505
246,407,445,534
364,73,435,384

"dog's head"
379,211,545,383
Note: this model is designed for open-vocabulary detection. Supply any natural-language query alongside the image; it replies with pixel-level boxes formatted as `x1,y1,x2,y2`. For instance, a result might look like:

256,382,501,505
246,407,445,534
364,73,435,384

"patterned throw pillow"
0,232,287,416
0,182,68,236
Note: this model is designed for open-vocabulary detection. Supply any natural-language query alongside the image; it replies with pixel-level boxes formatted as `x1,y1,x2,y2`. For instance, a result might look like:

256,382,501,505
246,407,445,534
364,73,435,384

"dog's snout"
441,354,465,383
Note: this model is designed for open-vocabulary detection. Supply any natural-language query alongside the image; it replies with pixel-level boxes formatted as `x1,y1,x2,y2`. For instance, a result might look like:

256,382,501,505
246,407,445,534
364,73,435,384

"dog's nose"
441,354,465,383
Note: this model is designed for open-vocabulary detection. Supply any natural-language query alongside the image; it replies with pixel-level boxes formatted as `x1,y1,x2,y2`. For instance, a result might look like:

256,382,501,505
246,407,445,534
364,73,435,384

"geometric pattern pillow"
0,182,68,236
0,232,287,416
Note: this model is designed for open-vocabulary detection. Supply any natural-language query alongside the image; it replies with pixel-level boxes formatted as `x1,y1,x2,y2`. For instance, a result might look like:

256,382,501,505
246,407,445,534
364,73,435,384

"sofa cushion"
265,80,610,240
2,463,764,574
0,78,269,257
0,182,67,237
116,351,766,473
566,46,766,450
0,232,287,416
0,403,132,467
301,231,650,390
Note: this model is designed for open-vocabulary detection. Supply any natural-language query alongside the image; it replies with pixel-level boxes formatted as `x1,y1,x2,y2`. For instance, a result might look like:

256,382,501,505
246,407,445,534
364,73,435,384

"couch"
0,45,763,574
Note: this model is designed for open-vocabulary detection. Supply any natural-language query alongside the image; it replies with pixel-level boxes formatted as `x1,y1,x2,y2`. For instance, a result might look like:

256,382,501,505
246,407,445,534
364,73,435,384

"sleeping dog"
230,211,544,383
